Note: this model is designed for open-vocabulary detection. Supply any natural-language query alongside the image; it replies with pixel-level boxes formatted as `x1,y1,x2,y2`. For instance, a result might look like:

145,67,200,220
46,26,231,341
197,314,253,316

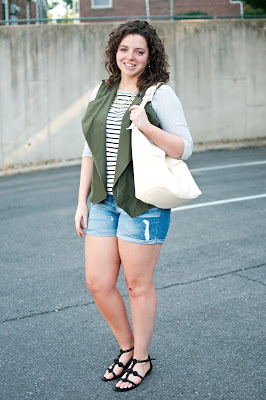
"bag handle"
139,85,158,107
127,84,159,130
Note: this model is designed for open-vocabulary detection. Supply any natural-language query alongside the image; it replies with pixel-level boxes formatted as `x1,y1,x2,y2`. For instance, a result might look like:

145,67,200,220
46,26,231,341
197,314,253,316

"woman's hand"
129,105,151,133
129,105,185,158
75,202,88,238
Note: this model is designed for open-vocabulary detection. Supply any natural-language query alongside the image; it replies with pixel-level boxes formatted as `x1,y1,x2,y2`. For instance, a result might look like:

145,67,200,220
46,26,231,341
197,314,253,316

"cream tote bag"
129,85,202,209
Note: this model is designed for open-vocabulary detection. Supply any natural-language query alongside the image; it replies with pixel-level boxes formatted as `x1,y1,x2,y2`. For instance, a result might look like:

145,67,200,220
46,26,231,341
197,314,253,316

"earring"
148,63,151,68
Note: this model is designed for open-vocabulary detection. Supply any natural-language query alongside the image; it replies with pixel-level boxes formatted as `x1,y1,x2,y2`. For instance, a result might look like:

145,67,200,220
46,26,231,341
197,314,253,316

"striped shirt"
106,91,135,194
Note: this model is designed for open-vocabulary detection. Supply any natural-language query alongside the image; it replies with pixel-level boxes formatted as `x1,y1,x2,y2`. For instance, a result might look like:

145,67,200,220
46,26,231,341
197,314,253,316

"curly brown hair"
105,20,169,91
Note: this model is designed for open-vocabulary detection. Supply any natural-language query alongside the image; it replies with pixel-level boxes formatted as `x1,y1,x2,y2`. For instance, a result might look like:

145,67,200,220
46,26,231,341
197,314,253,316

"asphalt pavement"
0,147,265,400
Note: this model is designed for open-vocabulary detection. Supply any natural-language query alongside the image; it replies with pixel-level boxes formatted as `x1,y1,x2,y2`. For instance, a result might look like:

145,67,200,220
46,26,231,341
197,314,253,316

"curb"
1,139,266,177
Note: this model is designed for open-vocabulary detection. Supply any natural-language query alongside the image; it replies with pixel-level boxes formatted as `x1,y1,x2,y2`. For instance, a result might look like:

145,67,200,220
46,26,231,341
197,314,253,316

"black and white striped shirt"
105,91,134,194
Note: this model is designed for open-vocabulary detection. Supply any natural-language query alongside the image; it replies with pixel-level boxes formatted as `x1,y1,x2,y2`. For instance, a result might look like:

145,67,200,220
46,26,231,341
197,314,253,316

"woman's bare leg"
116,240,162,389
85,235,134,378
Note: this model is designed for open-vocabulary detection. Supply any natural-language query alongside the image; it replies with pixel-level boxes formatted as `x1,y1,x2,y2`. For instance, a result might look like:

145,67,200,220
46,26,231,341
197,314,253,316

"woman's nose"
126,50,134,60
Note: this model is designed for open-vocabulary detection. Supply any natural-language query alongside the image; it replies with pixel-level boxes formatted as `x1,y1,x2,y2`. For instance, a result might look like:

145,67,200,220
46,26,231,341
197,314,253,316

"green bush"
173,11,210,20
244,6,265,15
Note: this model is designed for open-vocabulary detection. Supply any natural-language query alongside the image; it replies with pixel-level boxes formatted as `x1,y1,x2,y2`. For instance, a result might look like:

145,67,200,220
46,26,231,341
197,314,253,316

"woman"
75,20,193,392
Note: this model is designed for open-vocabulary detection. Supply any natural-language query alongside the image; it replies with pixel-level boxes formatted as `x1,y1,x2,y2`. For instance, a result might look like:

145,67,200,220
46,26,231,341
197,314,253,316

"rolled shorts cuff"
116,232,166,245
84,230,117,237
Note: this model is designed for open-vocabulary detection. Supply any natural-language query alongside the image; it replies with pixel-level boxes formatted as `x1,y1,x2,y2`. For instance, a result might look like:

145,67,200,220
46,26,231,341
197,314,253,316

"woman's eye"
136,51,144,55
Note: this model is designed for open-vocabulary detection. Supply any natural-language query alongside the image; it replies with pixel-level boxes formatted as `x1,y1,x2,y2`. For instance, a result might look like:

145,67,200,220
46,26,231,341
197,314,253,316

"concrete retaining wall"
0,20,265,168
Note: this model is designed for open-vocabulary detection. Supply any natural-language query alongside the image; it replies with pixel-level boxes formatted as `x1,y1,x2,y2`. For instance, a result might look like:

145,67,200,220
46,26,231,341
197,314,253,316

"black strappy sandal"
101,347,134,381
114,355,154,391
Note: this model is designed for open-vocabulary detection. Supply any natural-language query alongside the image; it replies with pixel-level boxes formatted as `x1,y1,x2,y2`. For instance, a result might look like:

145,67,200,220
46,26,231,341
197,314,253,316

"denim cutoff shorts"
85,195,171,245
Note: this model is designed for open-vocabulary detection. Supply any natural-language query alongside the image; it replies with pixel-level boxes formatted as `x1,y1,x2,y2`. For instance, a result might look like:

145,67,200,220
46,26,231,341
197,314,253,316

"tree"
48,0,73,22
48,1,59,10
244,0,266,13
63,0,73,10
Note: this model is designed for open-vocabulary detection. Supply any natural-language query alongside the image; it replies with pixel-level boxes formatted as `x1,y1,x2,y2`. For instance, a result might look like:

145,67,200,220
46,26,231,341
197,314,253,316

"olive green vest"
82,81,161,218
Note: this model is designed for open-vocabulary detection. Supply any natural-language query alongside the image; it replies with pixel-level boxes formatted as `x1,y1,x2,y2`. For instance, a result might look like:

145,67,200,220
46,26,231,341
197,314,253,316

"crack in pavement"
155,263,266,291
232,272,266,287
0,300,96,324
1,263,265,324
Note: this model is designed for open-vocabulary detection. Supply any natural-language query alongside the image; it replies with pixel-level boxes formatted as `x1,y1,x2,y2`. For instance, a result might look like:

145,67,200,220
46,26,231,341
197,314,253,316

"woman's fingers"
129,105,141,121
75,217,84,237
75,204,88,237
77,230,83,238
129,105,150,132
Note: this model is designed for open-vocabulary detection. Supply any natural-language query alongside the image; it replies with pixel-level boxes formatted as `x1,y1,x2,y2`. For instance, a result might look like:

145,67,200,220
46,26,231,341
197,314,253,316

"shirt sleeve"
151,85,193,160
82,141,93,158
81,84,101,158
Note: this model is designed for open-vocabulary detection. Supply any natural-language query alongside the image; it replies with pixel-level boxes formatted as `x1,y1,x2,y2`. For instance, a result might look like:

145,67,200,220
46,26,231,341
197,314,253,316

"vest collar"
83,80,147,193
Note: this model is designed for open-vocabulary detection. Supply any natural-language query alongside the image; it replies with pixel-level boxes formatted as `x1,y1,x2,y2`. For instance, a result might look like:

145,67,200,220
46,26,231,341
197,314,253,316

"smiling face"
116,34,150,82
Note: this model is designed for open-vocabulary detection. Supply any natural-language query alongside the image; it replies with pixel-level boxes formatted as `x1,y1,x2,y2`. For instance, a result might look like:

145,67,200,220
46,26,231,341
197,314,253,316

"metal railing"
1,14,266,25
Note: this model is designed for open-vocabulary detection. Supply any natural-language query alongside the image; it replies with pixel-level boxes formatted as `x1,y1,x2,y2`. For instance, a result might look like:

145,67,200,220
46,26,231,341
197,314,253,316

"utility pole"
4,0,9,25
73,0,80,23
170,0,174,20
36,0,40,23
145,0,150,21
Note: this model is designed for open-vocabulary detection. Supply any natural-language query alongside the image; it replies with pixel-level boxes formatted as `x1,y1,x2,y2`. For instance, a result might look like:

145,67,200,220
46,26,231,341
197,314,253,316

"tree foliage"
63,0,73,10
48,0,73,13
48,1,59,10
173,10,210,19
244,0,266,13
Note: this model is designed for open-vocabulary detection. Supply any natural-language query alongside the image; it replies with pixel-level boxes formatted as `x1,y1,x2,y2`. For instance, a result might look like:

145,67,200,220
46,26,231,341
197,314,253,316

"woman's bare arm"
75,156,93,237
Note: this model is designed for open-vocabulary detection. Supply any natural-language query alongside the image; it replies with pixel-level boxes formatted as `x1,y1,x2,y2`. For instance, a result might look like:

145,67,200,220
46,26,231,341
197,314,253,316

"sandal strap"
107,368,117,378
123,355,155,380
131,355,155,365
119,346,134,355
125,367,143,380
108,358,125,373
107,347,134,375
113,358,127,368
120,377,137,388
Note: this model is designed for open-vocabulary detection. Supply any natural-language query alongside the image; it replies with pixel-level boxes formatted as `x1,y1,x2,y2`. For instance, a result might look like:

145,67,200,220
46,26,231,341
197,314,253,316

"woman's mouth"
124,62,137,68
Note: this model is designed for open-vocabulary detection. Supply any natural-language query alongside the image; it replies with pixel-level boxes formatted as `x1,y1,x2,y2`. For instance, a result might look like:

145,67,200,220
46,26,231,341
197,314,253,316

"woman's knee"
126,280,154,299
86,275,116,295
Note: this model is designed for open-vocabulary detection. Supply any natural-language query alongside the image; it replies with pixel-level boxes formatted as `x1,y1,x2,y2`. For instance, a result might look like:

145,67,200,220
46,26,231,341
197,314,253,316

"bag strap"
139,84,159,107
127,83,160,130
